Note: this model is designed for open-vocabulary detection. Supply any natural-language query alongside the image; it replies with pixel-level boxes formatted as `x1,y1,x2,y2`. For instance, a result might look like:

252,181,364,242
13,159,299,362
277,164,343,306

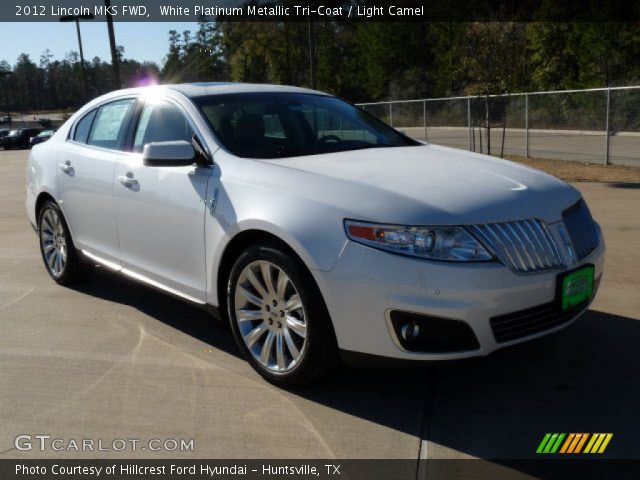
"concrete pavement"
0,150,638,469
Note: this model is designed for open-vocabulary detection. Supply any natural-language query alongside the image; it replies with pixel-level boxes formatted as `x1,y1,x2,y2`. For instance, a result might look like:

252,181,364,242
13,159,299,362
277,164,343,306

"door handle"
59,160,74,175
118,172,138,188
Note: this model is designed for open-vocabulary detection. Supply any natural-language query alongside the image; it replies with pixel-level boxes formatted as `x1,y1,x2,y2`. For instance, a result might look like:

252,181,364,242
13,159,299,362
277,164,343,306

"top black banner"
5,0,640,22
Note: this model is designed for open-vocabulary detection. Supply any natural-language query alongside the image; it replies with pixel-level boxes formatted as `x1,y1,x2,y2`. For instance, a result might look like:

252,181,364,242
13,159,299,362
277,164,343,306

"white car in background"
26,83,605,386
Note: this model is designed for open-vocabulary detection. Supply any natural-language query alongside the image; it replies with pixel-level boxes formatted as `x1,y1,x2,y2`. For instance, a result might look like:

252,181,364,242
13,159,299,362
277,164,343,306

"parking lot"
1,149,639,471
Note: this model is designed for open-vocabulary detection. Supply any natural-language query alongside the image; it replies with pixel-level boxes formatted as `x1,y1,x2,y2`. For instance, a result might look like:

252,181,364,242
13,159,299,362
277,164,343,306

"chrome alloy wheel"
40,208,67,277
234,260,307,373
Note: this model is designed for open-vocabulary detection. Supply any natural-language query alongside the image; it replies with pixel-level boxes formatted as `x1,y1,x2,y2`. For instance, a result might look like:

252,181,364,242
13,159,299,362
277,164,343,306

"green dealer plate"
560,265,595,311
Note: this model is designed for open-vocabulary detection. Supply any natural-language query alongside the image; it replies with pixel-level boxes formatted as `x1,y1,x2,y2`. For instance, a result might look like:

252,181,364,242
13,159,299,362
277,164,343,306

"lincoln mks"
26,83,605,385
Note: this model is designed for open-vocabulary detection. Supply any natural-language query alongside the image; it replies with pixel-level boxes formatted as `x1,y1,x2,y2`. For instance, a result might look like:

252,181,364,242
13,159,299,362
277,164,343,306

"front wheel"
227,244,338,386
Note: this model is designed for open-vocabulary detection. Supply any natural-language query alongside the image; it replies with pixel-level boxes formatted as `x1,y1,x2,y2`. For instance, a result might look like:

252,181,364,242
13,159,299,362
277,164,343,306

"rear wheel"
38,200,93,285
227,244,338,386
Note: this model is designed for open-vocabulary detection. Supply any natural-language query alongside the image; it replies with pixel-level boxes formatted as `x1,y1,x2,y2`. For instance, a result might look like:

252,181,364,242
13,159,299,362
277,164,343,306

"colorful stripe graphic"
536,433,613,454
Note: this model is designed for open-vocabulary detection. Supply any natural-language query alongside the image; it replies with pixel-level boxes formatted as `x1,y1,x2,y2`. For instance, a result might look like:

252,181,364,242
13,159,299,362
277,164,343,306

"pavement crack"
0,287,35,310
0,447,17,456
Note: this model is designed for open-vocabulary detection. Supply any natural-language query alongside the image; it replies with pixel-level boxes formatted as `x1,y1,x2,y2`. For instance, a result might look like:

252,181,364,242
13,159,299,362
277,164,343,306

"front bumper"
312,229,605,361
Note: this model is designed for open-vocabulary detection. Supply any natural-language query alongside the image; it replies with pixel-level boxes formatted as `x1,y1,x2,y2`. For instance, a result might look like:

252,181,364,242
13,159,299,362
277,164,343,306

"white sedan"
26,83,605,386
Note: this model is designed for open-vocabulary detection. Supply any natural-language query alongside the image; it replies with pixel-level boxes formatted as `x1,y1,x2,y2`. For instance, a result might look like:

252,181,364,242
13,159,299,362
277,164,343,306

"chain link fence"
358,86,640,167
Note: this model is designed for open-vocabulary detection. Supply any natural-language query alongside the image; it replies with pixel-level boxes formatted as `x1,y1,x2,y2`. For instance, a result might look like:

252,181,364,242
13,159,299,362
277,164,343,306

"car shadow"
72,267,240,358
421,309,640,457
72,269,639,474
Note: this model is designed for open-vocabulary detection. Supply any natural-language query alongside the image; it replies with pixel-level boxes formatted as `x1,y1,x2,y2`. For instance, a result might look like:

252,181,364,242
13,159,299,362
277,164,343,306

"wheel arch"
35,191,57,221
216,230,305,318
215,229,333,329
34,192,78,246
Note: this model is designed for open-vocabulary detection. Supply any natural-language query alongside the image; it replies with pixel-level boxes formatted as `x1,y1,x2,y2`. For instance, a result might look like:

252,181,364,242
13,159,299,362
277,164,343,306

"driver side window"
133,101,194,153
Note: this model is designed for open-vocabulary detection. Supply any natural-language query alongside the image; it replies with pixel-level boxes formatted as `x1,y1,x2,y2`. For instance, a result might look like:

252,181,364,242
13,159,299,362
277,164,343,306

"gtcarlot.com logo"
536,433,613,454
14,435,195,452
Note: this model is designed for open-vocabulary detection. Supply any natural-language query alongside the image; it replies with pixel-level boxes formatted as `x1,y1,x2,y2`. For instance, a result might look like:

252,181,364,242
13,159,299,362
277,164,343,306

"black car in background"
0,128,42,149
0,129,10,140
29,130,55,146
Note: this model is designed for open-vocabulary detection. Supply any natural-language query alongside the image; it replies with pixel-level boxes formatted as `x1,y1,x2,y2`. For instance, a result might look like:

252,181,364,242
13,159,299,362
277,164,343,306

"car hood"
258,144,580,226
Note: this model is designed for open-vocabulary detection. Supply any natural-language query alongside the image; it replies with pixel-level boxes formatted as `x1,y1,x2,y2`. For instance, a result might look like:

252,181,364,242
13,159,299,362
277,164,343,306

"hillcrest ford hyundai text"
26,83,605,386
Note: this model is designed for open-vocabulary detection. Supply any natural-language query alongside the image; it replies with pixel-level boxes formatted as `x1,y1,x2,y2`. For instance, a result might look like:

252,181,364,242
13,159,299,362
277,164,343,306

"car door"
114,98,211,302
57,98,136,265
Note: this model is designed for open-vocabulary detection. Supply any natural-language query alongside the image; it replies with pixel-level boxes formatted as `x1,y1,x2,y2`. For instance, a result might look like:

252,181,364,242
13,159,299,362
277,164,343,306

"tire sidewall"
227,245,327,386
38,200,75,284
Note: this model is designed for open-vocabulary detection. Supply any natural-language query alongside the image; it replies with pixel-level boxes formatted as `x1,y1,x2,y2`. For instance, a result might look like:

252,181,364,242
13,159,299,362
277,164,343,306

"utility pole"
105,0,121,90
59,14,95,101
308,18,316,89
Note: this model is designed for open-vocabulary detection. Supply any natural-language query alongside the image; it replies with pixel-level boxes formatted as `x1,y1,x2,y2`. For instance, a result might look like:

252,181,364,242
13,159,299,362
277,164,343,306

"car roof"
104,82,328,100
167,82,327,98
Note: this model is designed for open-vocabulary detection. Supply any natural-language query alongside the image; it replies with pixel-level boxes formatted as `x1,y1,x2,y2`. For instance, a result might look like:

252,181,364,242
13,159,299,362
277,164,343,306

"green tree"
458,22,529,154
162,30,183,82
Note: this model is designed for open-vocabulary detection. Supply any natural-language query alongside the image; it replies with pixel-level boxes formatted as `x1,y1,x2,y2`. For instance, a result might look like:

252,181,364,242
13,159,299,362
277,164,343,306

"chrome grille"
470,220,564,274
562,200,599,261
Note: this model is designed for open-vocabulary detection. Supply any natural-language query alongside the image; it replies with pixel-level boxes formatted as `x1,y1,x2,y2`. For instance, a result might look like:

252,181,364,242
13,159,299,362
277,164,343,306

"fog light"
390,310,480,353
401,321,420,341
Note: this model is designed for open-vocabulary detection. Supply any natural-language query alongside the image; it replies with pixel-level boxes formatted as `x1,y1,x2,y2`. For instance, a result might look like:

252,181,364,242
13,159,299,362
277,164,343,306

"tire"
227,243,338,386
38,200,94,285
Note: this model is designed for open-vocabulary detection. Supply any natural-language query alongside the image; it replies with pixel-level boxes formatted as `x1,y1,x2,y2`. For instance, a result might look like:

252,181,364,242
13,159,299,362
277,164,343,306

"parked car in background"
0,129,10,140
30,130,55,146
26,83,605,386
1,128,42,149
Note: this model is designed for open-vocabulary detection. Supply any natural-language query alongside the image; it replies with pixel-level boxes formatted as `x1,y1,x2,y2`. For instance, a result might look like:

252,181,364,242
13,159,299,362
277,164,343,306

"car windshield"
194,92,418,159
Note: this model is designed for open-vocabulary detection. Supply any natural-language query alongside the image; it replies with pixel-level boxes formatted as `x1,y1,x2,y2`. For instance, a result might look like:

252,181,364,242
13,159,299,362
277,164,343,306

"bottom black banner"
2,459,640,480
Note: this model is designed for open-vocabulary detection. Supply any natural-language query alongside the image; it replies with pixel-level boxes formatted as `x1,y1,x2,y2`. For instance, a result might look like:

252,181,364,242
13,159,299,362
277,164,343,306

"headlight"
344,220,493,262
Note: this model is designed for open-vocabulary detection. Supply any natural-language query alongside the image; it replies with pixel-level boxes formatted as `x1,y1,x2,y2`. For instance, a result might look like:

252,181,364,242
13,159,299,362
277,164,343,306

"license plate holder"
558,265,595,311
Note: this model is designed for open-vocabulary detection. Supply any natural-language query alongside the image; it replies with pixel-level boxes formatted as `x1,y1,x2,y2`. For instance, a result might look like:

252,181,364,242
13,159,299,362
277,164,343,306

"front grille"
490,301,589,343
562,200,599,261
470,220,564,274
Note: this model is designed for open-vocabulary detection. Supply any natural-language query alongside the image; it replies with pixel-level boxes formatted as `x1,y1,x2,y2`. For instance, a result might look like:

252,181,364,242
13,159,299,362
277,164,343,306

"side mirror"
143,141,196,167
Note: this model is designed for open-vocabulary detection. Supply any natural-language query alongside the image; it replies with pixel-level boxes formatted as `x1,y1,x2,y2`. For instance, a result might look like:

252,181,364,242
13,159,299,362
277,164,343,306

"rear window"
87,99,136,150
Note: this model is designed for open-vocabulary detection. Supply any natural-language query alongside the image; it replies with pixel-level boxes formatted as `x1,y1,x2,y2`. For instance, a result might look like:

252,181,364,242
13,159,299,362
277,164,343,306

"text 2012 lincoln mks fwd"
26,83,605,385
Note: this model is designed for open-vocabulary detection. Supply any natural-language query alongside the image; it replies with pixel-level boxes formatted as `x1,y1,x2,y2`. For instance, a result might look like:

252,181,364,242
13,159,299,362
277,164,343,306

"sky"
1,22,198,67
